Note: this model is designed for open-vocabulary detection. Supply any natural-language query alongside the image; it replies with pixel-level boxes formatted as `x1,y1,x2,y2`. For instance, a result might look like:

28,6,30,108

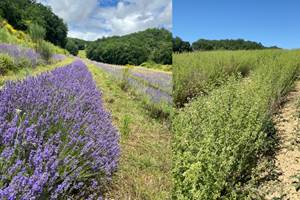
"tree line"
0,0,67,47
86,28,172,65
173,36,279,53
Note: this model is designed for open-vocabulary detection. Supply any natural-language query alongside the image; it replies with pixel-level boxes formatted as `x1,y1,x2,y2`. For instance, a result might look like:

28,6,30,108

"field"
0,20,172,198
0,16,173,199
172,49,300,199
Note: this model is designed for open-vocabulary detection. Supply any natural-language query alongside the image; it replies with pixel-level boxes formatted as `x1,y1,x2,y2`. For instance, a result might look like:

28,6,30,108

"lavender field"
0,60,119,199
0,44,65,67
89,60,173,104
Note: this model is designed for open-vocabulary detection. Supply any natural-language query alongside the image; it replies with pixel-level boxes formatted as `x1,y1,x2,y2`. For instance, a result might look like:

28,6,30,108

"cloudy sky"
37,0,172,41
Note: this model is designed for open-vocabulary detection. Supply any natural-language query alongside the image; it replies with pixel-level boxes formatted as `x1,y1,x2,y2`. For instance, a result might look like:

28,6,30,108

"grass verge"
87,63,172,200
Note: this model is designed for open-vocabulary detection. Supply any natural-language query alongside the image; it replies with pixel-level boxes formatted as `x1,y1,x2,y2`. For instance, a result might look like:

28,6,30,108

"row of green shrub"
172,50,300,199
173,50,285,107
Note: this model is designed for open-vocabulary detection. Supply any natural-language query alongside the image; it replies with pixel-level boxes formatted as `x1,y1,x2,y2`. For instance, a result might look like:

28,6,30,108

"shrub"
119,66,130,91
28,23,46,45
172,50,300,199
0,53,17,74
37,41,53,63
0,60,120,199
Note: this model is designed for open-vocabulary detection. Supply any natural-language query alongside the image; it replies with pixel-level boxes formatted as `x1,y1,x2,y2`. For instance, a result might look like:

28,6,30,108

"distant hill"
86,28,172,65
172,37,280,52
192,39,280,51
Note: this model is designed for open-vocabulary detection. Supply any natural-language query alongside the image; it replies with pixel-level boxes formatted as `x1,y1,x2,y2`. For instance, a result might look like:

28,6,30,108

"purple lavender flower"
0,43,66,67
0,60,120,199
90,60,173,104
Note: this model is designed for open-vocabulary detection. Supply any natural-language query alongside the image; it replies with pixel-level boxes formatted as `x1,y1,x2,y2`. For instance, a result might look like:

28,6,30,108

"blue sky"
38,0,172,40
173,0,300,49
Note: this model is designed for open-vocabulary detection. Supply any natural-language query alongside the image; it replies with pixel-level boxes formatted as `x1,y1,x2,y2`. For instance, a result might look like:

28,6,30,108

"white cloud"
37,0,172,40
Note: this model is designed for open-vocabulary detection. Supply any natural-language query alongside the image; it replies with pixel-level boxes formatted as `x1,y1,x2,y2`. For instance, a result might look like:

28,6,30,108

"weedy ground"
87,62,172,200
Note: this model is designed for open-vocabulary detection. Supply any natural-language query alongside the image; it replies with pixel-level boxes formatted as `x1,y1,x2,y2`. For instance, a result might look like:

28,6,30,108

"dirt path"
261,81,300,199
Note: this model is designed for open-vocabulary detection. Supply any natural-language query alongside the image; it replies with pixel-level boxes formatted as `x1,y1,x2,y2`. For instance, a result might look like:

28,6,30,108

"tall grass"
173,50,284,107
172,50,300,199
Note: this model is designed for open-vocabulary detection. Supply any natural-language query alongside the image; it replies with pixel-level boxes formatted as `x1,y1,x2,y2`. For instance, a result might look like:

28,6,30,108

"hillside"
86,28,172,65
0,0,67,47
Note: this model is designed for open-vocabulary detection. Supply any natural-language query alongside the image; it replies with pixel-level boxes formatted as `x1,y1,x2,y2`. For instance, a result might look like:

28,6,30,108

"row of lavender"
0,60,119,199
89,60,173,104
0,43,65,67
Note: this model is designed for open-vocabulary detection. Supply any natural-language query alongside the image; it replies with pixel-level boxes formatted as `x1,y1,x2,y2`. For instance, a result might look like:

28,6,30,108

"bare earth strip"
261,81,300,199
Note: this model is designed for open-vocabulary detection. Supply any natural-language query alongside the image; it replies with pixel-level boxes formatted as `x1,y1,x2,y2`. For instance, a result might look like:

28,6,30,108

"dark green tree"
86,28,172,65
0,0,68,47
192,39,267,51
173,37,192,52
65,39,79,56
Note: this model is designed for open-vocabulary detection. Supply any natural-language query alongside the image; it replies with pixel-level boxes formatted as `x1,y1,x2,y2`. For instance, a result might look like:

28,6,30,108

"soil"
260,81,300,200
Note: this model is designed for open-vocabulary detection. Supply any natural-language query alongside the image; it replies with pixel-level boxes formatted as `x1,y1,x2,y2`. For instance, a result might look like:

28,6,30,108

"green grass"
172,50,300,199
86,63,172,199
173,49,286,107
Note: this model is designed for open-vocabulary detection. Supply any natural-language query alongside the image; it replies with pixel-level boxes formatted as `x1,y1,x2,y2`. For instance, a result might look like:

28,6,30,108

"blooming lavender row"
0,43,41,66
90,60,173,104
0,60,119,199
131,68,172,94
0,43,65,66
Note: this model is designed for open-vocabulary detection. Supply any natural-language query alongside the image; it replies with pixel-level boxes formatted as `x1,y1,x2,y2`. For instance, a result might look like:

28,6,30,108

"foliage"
28,23,45,44
65,39,79,56
119,66,131,91
0,0,68,47
0,60,119,199
172,50,300,199
0,53,15,74
192,39,279,51
173,50,284,107
120,115,131,138
67,38,90,50
0,21,67,55
173,36,192,53
140,61,172,72
36,40,53,62
86,28,172,65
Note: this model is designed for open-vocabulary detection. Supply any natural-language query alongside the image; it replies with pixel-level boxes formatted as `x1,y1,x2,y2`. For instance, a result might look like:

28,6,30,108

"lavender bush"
0,60,120,199
0,43,65,67
0,43,41,67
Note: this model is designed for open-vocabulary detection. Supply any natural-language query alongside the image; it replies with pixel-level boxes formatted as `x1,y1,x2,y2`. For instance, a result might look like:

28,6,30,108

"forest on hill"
173,36,280,52
86,28,172,65
0,0,67,47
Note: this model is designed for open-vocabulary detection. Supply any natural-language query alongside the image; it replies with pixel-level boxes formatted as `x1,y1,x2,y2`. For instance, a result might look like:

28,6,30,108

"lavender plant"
0,60,120,199
0,43,66,68
0,43,41,67
90,60,173,104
